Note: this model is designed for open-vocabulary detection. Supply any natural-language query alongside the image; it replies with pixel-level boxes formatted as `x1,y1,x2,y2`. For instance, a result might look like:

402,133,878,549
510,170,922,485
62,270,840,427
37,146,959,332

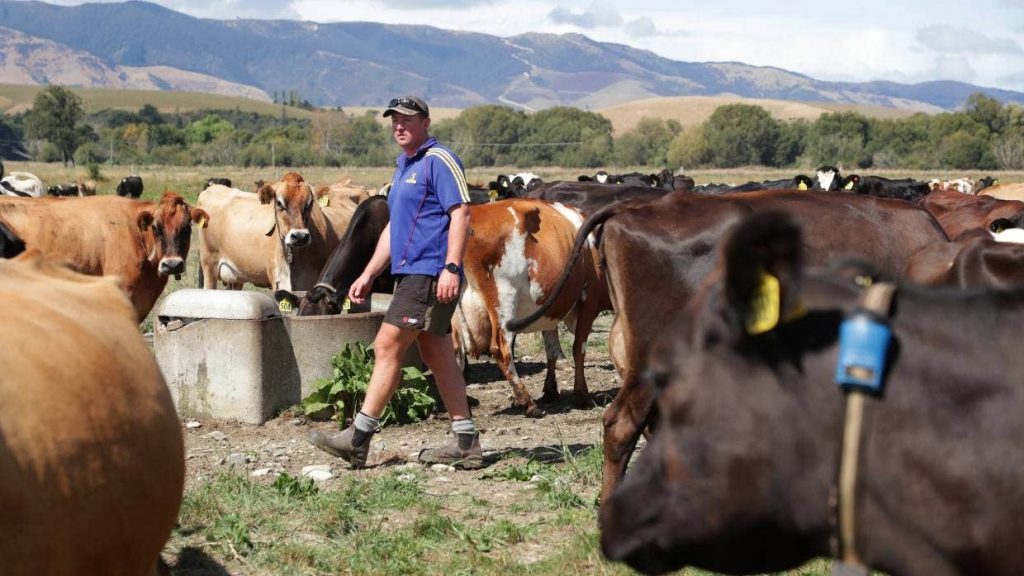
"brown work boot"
418,433,484,469
308,425,372,468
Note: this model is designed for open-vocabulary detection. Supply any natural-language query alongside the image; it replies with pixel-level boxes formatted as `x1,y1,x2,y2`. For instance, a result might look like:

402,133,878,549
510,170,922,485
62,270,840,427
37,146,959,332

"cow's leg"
570,301,601,408
601,370,653,503
494,323,541,417
539,329,561,403
199,256,216,289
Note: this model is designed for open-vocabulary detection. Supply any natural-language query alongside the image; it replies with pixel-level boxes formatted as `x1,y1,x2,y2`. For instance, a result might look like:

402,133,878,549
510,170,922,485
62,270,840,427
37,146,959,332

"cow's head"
602,211,853,575
260,172,320,248
815,165,841,191
137,191,209,277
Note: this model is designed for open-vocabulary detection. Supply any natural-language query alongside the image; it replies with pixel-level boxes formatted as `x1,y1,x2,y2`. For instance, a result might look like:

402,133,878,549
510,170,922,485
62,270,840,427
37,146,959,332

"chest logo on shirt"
405,172,418,184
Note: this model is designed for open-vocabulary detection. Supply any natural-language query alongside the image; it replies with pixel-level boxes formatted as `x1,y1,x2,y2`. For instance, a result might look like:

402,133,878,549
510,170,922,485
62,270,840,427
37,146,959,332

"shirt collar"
396,136,438,165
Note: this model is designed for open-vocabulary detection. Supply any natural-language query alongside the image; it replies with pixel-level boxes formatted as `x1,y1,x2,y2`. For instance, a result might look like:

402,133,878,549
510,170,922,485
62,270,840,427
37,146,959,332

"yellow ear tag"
342,297,351,312
844,180,855,190
488,190,498,202
797,181,808,190
279,299,293,313
318,195,330,208
196,215,208,229
746,270,781,335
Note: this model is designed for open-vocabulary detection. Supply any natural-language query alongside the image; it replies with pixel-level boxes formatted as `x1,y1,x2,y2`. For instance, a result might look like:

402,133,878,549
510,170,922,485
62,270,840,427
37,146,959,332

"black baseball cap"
383,96,430,118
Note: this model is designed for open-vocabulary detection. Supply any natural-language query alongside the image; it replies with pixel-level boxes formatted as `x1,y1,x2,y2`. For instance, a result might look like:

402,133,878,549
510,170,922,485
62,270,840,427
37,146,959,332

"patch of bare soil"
180,323,621,490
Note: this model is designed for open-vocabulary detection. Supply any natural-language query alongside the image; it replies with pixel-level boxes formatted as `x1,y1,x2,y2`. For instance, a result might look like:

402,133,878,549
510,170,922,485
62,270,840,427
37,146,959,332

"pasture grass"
168,442,841,575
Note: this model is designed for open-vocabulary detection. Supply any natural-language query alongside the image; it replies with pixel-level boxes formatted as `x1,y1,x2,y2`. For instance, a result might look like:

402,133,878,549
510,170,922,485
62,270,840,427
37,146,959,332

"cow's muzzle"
159,257,186,276
286,229,311,247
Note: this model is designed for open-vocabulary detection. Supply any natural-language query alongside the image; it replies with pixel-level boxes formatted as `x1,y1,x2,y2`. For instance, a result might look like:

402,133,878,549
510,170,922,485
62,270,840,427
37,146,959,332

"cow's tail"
504,204,619,332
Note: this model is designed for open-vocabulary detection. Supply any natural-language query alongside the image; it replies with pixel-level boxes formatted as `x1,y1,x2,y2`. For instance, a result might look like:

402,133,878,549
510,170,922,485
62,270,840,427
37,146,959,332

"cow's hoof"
573,395,591,409
523,404,546,418
538,391,561,404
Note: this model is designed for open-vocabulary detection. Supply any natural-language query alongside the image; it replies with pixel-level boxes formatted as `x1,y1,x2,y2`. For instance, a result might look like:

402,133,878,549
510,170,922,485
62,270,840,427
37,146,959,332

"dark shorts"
384,274,460,336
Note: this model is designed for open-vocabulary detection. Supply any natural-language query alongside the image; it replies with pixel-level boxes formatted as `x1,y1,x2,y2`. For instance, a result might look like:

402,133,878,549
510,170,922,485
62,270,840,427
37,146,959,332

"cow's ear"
191,208,210,229
273,290,300,313
258,185,275,205
722,211,804,337
137,210,154,232
315,186,330,207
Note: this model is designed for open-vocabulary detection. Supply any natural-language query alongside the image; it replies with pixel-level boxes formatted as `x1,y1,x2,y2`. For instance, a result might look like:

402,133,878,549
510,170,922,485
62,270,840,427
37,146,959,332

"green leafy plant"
206,512,254,556
301,342,436,426
272,472,319,500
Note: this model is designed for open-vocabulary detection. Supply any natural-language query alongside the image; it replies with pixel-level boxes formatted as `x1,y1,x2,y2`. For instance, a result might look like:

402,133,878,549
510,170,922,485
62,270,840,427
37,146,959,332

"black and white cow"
116,176,144,198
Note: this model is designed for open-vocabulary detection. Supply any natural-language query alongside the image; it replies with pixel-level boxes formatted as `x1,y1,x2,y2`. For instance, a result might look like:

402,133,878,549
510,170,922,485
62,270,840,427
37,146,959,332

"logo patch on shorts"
403,316,419,325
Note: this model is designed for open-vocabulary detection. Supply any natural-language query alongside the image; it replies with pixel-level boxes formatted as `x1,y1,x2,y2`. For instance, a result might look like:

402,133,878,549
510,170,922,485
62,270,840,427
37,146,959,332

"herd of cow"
3,164,1024,574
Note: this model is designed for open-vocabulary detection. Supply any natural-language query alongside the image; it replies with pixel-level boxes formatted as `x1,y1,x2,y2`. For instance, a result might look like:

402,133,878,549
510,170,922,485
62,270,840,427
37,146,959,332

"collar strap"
831,282,896,576
314,282,337,295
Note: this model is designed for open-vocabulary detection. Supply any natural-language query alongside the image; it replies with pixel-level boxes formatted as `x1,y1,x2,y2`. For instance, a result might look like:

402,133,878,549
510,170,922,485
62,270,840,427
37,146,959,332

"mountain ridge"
0,0,1019,112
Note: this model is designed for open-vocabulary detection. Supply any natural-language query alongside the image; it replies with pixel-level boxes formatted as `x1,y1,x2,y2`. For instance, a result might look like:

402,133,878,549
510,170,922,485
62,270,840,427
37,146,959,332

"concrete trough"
155,290,417,424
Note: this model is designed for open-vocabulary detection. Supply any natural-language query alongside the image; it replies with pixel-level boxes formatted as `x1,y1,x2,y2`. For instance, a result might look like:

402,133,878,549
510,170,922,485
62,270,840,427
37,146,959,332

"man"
308,96,481,469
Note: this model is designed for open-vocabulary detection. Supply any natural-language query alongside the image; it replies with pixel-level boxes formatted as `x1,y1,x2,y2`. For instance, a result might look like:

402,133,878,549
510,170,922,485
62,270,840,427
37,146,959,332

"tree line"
9,85,1024,170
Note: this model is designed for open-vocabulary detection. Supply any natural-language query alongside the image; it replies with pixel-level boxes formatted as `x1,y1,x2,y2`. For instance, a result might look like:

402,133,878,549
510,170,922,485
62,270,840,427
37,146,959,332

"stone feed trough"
154,290,419,424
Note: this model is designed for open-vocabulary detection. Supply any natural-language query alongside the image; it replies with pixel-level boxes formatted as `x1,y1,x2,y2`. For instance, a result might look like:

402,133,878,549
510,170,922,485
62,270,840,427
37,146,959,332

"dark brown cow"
0,192,209,321
906,228,1024,289
526,181,671,216
920,188,1024,239
509,190,949,499
1,251,184,575
602,211,1024,576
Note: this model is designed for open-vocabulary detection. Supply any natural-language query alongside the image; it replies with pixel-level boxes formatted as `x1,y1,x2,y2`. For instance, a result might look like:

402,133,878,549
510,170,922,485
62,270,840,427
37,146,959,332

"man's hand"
437,270,461,303
348,273,374,304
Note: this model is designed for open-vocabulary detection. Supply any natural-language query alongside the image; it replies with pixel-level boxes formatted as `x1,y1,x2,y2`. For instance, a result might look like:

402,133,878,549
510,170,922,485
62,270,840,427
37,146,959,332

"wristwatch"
445,262,461,274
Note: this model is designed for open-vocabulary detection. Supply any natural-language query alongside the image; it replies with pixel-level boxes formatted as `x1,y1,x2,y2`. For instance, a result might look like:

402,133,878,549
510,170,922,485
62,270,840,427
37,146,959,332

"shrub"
301,342,436,426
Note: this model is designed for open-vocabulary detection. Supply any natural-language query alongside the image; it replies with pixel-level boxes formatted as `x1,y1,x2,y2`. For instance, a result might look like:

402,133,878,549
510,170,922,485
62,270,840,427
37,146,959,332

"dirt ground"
180,319,623,490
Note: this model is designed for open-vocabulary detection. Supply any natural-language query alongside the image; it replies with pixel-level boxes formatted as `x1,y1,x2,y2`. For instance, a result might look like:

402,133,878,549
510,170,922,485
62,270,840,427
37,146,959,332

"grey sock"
452,417,476,436
353,411,379,445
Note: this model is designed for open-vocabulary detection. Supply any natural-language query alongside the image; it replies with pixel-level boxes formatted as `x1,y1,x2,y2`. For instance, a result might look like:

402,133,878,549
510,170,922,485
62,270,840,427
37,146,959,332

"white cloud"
917,25,1024,55
547,4,623,29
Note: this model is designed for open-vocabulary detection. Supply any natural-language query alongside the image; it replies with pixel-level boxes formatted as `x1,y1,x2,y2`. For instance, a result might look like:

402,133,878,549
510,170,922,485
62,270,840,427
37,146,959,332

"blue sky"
27,0,1024,92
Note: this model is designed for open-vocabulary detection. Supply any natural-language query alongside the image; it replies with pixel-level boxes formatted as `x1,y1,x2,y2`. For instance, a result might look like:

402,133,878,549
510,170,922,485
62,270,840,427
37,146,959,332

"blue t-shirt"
387,137,470,276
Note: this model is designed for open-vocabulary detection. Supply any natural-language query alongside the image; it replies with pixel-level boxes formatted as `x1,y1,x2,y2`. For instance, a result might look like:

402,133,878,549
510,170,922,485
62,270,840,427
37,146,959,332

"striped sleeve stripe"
426,148,470,204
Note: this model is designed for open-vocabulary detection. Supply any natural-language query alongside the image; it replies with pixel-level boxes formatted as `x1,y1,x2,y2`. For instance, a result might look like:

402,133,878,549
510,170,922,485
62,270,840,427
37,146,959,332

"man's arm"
437,203,470,303
348,222,391,303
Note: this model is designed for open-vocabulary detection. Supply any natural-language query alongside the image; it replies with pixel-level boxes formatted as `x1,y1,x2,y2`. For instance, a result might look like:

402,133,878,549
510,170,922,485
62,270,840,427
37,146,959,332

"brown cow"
603,211,1024,576
979,182,1024,201
0,191,208,321
509,189,949,500
456,199,610,416
197,173,357,291
905,227,1024,289
0,251,184,575
920,188,1024,238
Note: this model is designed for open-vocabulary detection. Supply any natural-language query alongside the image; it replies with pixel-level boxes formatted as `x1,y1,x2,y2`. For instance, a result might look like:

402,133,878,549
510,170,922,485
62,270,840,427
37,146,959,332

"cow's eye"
277,198,286,210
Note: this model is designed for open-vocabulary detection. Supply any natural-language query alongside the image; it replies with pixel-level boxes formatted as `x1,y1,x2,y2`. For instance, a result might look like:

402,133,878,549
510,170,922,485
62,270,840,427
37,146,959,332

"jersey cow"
0,192,208,321
197,173,357,291
0,252,184,575
509,190,949,500
602,211,1024,576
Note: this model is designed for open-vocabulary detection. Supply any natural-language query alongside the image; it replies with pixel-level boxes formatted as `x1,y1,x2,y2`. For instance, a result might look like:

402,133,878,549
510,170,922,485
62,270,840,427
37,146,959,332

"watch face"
446,263,459,274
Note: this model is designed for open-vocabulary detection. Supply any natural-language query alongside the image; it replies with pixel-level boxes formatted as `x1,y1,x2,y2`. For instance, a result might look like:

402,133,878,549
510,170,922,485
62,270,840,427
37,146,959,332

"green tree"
665,124,711,170
964,92,1006,135
185,114,234,145
433,105,527,167
703,104,782,167
25,85,85,165
613,117,681,167
804,111,872,168
518,107,612,167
